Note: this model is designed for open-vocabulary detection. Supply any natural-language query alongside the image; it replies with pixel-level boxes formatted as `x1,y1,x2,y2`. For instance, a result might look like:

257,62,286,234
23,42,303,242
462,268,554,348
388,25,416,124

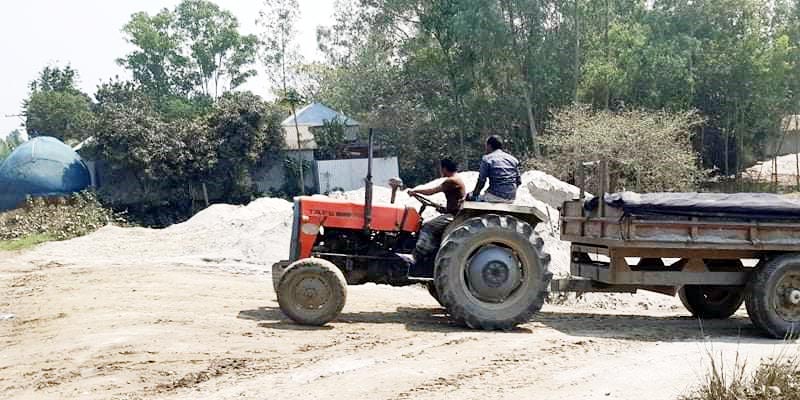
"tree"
23,65,94,143
175,0,259,98
259,0,302,95
542,104,704,192
311,118,348,160
0,130,24,161
119,1,258,102
281,89,307,194
92,82,216,199
118,9,192,101
207,92,285,200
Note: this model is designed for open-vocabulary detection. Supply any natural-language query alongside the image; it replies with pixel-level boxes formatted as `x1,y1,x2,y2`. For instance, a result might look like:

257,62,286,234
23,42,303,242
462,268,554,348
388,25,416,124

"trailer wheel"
745,254,800,339
434,214,552,330
678,285,744,319
277,258,347,326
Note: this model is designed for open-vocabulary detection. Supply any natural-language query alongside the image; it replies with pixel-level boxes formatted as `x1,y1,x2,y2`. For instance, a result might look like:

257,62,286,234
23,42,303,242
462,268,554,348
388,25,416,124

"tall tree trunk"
574,0,581,103
524,89,541,157
604,0,610,110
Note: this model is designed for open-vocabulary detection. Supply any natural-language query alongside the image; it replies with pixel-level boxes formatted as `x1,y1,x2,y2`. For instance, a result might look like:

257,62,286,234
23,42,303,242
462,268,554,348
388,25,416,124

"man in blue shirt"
471,135,521,203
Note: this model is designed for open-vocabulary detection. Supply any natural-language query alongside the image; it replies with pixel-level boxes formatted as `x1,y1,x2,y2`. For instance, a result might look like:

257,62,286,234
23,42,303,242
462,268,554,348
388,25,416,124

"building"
280,102,361,151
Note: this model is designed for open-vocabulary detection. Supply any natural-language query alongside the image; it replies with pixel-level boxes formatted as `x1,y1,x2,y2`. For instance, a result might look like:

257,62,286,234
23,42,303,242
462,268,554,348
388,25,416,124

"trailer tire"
745,255,800,339
277,258,347,326
678,285,745,319
434,214,552,330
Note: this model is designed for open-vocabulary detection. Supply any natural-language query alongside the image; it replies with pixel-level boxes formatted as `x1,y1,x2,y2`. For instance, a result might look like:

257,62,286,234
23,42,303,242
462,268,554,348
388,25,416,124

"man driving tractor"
407,158,465,263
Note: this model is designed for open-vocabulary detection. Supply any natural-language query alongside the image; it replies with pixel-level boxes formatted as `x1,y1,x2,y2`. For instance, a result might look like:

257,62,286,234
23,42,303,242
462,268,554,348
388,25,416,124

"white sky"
0,0,335,136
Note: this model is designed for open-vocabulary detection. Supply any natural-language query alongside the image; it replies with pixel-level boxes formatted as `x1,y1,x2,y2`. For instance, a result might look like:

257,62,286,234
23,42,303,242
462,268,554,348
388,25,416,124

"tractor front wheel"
434,214,552,330
277,258,347,326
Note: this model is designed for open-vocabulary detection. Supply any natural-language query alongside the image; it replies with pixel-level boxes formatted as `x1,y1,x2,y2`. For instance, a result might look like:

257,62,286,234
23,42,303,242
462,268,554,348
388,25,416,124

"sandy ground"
1,244,796,400
0,172,795,399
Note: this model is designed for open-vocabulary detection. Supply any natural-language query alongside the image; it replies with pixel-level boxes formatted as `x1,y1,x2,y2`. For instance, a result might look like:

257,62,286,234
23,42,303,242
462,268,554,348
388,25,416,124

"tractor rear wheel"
678,285,745,319
277,258,347,326
426,282,444,306
745,254,800,339
434,214,552,330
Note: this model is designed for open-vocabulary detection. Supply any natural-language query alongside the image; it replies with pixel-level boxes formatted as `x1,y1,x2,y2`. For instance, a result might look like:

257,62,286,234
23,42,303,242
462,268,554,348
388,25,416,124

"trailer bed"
561,196,800,253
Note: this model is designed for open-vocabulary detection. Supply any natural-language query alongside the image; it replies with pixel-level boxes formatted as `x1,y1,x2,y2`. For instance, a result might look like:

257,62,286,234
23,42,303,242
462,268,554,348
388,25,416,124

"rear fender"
444,202,547,238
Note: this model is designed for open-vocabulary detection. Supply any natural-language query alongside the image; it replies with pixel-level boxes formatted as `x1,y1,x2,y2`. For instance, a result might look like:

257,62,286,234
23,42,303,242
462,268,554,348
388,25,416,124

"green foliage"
311,0,800,184
0,192,125,242
92,83,217,196
281,156,314,197
0,233,58,252
23,65,94,143
207,91,285,200
175,0,259,97
311,118,348,160
0,130,24,162
541,104,704,192
119,0,258,101
258,0,302,95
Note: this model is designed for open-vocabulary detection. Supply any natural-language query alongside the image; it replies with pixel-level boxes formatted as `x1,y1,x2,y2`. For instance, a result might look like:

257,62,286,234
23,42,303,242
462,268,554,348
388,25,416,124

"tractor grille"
289,198,301,261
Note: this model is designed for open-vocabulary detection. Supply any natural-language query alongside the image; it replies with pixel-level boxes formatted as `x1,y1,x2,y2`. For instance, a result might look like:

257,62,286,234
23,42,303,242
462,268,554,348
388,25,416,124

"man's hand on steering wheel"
407,189,446,213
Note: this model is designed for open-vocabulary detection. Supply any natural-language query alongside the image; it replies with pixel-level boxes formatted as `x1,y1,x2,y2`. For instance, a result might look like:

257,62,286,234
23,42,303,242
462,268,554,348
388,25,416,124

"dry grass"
682,349,800,400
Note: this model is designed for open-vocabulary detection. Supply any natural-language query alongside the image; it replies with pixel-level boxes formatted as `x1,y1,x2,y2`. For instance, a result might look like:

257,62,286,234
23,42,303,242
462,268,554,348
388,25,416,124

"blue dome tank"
0,136,91,211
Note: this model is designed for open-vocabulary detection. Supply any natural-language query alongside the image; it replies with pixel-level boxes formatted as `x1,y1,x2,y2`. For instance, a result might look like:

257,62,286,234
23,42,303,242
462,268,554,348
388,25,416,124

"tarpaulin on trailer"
585,191,800,220
0,136,90,211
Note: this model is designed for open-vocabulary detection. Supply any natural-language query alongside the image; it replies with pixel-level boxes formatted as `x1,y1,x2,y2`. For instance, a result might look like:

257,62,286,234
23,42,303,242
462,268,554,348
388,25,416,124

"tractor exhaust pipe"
388,177,403,204
364,127,374,231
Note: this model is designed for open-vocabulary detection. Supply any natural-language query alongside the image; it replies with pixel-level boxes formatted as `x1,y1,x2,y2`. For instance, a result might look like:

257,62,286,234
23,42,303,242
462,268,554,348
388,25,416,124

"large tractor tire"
426,282,444,307
678,285,745,319
434,214,552,330
277,258,347,326
745,254,800,339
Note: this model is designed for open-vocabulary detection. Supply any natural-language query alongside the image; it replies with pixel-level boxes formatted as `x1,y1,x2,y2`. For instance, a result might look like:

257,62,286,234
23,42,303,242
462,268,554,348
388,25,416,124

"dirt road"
1,243,794,400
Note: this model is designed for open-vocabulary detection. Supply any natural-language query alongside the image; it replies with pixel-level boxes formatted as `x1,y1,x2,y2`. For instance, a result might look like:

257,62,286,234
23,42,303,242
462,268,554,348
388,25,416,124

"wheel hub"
786,289,800,305
775,272,800,321
294,276,330,309
467,245,521,303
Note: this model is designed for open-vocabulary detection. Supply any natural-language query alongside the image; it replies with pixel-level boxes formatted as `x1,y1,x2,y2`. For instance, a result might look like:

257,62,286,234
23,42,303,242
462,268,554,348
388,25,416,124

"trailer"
555,162,800,338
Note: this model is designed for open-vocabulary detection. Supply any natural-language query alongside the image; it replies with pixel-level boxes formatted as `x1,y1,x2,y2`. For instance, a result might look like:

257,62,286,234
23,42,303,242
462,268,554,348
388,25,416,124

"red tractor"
272,133,552,330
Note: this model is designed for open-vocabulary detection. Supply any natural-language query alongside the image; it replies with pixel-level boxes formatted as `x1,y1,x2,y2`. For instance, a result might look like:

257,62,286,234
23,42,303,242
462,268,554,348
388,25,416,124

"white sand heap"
26,170,580,278
23,197,294,274
745,153,800,181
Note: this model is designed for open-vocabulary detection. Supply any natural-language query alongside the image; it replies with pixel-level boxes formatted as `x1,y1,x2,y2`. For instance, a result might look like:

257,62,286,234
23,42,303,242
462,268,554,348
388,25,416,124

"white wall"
282,125,316,150
317,157,400,192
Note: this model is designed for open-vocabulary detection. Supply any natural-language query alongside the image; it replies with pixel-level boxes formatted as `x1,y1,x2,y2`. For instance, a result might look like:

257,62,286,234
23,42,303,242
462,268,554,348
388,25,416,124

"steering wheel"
409,191,445,213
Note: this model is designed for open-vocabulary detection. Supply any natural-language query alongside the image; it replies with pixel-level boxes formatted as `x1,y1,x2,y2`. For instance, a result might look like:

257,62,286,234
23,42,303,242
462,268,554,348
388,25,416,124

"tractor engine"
289,196,422,286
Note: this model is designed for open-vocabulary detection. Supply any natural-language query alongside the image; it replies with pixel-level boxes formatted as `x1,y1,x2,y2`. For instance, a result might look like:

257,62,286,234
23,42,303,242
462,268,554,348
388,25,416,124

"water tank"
0,136,91,211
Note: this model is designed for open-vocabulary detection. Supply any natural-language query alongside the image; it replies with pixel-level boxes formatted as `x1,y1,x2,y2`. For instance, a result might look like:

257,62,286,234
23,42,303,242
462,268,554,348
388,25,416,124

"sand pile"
745,153,800,181
22,197,293,274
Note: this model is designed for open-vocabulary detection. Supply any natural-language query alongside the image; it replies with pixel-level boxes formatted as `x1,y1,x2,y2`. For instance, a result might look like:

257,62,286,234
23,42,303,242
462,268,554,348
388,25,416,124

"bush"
538,104,704,193
0,192,125,242
682,352,800,400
